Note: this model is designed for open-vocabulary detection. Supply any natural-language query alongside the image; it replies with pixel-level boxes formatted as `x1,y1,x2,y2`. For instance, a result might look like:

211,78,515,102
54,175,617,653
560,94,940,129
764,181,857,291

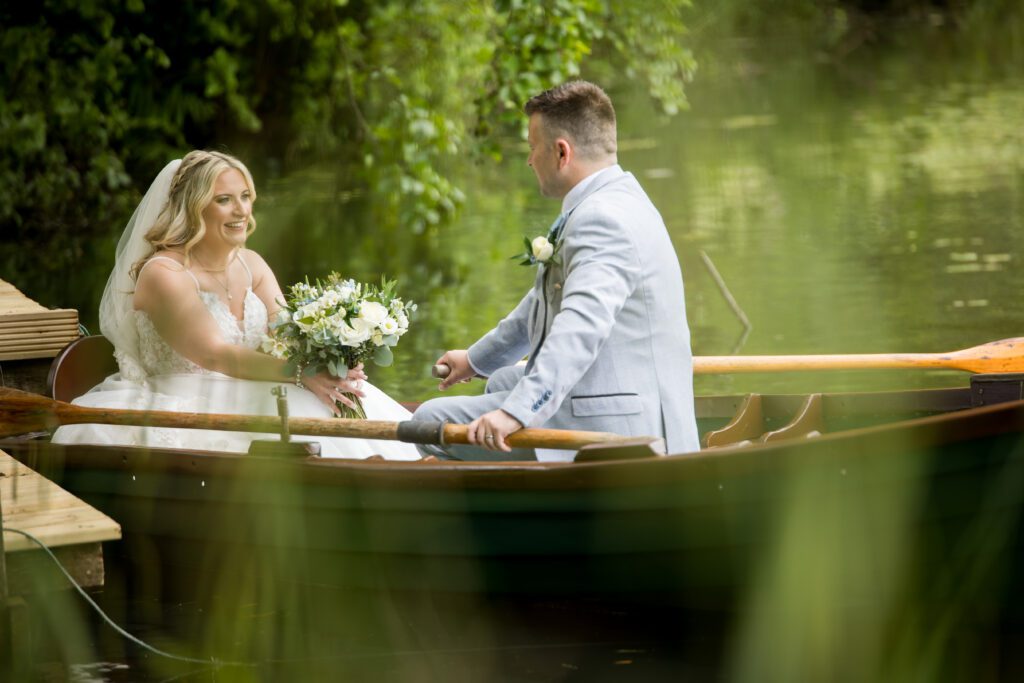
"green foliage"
0,1,694,259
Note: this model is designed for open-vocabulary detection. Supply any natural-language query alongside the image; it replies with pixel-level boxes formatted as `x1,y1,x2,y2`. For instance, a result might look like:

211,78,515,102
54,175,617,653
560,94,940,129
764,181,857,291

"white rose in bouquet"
339,321,372,346
358,300,389,326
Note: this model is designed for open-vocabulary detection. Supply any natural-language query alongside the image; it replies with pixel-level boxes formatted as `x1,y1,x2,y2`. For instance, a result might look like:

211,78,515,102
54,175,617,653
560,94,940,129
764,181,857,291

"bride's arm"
134,262,361,413
135,261,288,380
244,249,286,321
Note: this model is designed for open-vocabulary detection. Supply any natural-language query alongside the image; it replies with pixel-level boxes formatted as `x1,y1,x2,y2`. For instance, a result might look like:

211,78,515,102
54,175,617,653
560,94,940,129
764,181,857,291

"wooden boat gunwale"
3,381,1024,607
2,384,1017,494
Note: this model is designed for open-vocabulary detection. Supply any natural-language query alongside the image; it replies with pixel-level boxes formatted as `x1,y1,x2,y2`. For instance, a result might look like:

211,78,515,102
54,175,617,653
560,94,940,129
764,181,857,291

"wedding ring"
484,434,494,441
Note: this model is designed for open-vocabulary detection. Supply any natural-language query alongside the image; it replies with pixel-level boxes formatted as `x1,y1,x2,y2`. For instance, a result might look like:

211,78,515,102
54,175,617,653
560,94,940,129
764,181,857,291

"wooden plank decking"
1,449,120,595
0,279,79,361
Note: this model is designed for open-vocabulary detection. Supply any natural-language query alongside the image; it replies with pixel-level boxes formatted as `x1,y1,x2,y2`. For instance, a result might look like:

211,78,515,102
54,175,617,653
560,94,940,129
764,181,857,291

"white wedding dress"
52,257,421,460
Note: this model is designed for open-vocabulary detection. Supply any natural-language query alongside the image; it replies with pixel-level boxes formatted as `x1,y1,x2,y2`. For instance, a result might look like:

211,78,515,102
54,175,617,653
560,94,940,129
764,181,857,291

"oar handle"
432,364,451,379
439,423,624,450
393,419,630,449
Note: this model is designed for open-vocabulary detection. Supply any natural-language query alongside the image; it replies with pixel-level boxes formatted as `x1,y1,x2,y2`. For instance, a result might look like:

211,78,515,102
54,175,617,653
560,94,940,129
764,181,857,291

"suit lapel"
525,167,627,371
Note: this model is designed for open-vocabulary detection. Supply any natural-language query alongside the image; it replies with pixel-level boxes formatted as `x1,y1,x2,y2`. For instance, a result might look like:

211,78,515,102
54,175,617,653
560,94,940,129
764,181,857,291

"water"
204,59,1024,402
10,18,1022,405
8,10,1024,681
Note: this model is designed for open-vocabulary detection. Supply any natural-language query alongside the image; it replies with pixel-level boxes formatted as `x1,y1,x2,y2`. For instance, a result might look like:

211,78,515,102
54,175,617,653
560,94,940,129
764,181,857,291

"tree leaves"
0,0,694,259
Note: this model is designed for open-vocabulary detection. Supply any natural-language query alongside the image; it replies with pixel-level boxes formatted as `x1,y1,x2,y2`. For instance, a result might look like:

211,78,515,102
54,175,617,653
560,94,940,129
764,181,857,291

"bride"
52,150,421,460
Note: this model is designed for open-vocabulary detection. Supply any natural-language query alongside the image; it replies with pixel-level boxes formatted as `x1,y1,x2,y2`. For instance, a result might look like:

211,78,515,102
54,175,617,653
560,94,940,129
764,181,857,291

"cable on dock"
1,526,253,669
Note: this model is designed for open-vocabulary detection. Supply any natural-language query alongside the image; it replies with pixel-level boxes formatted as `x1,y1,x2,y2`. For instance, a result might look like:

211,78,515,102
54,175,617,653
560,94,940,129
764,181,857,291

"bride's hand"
303,370,366,416
346,362,367,383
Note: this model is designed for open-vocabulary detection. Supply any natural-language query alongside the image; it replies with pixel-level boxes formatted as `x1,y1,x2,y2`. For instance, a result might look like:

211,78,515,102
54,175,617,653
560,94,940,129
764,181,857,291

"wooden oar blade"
0,387,62,435
951,337,1024,374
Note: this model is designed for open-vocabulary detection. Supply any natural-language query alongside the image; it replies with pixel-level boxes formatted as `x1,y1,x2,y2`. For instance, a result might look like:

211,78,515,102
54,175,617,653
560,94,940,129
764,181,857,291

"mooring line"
1,526,253,669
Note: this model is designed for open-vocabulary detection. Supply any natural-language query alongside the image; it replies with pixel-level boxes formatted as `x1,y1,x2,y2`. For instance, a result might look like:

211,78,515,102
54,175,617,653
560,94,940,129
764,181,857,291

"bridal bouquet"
262,272,415,418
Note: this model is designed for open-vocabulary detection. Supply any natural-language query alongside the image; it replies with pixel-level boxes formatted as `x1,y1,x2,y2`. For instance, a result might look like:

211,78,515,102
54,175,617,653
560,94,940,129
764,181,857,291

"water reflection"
6,56,1022,404
243,70,1022,401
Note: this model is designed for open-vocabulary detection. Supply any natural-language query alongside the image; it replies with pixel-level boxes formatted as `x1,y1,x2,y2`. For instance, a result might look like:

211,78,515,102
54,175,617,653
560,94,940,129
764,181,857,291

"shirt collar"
561,164,622,215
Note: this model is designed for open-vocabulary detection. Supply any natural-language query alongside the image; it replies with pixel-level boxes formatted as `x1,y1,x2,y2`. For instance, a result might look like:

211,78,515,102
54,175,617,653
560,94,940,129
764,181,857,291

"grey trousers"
412,365,537,461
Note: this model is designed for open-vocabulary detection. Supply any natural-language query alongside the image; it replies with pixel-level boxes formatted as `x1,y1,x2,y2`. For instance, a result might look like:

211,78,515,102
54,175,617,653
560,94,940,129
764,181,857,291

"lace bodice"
134,289,268,377
118,256,268,381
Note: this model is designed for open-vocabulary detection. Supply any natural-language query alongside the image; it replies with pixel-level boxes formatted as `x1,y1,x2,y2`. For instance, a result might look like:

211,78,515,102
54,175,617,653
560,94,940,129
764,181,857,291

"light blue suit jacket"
467,166,700,454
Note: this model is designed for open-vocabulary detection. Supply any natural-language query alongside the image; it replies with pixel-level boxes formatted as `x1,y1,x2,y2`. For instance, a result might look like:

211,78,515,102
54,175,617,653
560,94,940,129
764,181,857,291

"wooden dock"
1,449,120,595
0,279,79,361
0,278,81,395
0,448,120,672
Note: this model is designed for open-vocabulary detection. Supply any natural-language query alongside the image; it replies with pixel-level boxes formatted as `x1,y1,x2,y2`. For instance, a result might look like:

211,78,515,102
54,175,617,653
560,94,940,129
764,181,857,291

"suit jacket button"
553,283,561,290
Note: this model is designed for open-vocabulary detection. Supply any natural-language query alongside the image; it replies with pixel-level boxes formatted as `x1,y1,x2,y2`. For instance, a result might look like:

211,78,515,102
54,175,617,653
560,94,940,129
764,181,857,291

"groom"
414,81,700,461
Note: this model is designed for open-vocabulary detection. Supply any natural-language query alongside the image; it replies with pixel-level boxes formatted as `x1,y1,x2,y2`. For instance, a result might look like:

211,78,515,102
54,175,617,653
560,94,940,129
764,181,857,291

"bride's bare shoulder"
134,253,196,308
140,251,187,272
239,248,277,282
239,248,271,271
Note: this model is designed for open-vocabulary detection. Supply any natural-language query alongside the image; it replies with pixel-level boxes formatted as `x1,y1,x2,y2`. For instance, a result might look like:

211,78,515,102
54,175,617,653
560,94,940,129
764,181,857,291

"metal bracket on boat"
247,386,322,458
396,419,448,445
272,386,291,442
971,373,1024,407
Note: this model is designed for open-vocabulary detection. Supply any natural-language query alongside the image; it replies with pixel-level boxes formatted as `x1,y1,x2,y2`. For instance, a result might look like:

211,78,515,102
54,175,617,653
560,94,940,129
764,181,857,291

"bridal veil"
99,159,181,383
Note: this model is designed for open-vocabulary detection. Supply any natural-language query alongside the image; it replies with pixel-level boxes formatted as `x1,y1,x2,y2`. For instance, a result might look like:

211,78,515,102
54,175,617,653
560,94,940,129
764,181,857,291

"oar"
431,338,1024,377
0,387,627,451
692,337,1024,374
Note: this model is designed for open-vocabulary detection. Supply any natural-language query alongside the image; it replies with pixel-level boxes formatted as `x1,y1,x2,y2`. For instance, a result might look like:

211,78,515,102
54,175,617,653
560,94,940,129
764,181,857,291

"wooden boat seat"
47,335,117,403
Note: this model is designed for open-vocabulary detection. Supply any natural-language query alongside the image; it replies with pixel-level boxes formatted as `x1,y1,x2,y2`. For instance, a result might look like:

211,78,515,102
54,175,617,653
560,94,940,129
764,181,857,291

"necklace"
192,250,237,300
209,269,233,301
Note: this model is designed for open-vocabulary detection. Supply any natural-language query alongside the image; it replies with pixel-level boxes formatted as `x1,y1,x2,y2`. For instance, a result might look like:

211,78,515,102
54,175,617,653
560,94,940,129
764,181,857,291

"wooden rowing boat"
4,366,1024,673
7,334,1024,666
2,380,1022,609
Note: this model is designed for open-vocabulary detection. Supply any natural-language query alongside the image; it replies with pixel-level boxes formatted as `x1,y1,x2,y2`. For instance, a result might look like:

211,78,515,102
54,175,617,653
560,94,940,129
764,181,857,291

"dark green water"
253,28,1023,401
10,18,1022,404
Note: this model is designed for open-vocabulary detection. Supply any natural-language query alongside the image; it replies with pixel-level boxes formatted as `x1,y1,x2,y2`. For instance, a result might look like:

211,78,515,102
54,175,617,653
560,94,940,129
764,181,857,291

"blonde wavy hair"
131,150,257,280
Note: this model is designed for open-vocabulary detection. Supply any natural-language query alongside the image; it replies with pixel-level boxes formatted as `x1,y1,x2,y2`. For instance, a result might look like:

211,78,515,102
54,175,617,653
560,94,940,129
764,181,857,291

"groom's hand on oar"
468,409,523,453
435,350,477,390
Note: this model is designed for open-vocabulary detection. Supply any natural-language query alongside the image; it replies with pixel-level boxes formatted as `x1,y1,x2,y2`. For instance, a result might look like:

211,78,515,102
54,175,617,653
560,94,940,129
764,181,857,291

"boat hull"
7,394,1024,613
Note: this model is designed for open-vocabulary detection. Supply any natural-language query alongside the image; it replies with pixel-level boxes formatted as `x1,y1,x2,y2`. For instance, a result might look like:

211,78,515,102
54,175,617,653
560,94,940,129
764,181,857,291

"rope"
3,526,657,671
1,526,252,669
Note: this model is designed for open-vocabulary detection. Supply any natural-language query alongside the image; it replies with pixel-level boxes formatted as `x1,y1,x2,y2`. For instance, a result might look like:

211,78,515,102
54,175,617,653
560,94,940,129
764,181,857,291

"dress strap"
139,256,201,293
237,251,254,288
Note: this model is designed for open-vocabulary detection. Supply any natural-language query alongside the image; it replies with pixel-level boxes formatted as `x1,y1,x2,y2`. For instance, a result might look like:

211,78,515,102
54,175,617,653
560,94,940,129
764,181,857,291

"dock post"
0,492,12,677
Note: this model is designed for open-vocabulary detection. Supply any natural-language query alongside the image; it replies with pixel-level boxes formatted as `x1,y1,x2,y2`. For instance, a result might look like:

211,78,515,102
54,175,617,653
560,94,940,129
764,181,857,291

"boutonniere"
513,234,562,268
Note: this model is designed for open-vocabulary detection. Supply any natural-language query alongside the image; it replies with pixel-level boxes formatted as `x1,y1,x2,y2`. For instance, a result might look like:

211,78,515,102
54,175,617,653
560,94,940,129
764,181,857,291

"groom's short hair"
525,81,617,161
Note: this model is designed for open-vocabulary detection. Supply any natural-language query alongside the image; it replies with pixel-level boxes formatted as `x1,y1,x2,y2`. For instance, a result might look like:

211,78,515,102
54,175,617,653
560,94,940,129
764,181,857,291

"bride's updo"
131,150,257,279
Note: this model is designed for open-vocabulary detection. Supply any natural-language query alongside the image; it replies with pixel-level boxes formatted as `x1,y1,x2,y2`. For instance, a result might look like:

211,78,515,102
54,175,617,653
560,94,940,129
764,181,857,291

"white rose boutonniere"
531,236,554,262
514,233,562,267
